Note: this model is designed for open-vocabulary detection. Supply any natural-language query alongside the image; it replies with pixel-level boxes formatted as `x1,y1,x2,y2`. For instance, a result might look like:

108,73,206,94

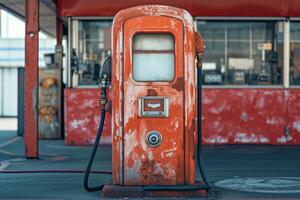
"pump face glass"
133,33,175,82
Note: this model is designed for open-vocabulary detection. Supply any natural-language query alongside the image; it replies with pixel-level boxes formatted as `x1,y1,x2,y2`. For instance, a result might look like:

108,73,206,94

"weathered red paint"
65,88,300,146
59,0,300,148
58,0,300,17
123,16,185,185
202,88,287,145
64,88,111,145
111,5,198,186
202,88,300,145
24,0,39,158
287,90,300,144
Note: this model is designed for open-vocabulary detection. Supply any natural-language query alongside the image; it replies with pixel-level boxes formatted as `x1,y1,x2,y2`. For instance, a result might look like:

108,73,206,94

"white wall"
0,68,2,115
0,9,56,117
0,38,56,67
0,67,18,116
0,9,47,39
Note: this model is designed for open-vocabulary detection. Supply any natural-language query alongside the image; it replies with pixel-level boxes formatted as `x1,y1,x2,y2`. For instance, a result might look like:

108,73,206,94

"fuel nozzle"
98,55,112,110
194,32,204,68
99,55,111,84
99,74,109,110
99,74,109,89
196,52,203,68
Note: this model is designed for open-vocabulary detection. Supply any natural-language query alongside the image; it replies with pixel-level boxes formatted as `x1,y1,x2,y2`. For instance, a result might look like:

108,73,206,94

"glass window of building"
197,21,284,86
71,20,112,87
290,22,300,86
133,33,175,82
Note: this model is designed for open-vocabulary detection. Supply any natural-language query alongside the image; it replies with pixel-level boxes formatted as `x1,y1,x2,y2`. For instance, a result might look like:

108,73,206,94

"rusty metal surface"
64,89,111,145
102,183,208,198
58,0,300,17
111,5,197,186
123,16,185,185
24,0,39,158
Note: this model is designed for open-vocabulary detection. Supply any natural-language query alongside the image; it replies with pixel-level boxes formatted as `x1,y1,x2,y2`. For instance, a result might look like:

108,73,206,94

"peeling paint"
205,135,229,144
234,133,270,143
66,88,300,148
111,5,196,185
266,117,279,125
277,135,293,143
64,89,111,145
292,121,300,132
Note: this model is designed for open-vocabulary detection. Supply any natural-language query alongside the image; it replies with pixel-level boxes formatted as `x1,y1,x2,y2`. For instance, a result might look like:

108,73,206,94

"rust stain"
189,119,196,135
147,89,158,96
127,156,134,168
171,77,184,92
140,159,164,183
127,144,143,168
112,5,198,185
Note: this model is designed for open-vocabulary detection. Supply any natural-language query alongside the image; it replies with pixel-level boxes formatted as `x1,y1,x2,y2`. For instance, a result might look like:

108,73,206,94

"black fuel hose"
196,67,210,188
84,68,210,192
83,109,107,192
143,67,210,191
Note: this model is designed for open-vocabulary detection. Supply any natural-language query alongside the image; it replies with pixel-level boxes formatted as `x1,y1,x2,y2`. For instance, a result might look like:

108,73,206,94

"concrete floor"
1,131,300,199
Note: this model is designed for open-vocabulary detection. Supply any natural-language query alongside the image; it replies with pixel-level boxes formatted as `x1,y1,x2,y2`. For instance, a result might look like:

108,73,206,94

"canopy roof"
58,0,300,18
0,0,56,37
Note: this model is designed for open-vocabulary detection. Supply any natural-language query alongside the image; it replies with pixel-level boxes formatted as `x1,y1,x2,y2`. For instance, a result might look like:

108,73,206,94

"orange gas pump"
84,5,209,198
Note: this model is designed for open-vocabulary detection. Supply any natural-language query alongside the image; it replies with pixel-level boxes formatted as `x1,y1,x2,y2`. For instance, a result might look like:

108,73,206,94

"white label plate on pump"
138,96,169,117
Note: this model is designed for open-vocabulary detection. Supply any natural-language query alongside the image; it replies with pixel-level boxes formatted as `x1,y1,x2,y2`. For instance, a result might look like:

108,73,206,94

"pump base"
102,183,208,198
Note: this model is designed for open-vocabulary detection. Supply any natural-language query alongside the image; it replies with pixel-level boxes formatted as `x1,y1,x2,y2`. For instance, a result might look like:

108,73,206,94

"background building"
60,0,300,145
0,9,55,117
1,0,300,145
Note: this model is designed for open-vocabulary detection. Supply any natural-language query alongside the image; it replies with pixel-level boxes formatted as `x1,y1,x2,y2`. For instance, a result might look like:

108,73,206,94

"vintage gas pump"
84,5,209,198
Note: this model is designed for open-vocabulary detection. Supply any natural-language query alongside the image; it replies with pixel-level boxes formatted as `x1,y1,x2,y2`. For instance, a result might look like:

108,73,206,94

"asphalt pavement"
1,131,300,199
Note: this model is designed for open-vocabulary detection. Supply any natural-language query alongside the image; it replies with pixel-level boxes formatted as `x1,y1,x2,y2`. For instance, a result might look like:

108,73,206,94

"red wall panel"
202,89,288,145
64,88,111,145
286,89,300,144
64,88,300,145
58,0,300,17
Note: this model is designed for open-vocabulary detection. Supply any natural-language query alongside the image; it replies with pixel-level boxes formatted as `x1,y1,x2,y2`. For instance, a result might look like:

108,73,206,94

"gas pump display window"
197,21,283,86
132,33,175,82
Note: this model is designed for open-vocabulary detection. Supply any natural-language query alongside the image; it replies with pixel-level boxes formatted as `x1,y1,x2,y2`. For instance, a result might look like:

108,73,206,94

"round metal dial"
146,131,162,147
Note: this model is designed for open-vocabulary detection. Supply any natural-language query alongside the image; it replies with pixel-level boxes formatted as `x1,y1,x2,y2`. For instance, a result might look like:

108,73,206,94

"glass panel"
197,21,284,86
133,34,174,82
290,22,300,85
71,20,112,87
133,34,174,50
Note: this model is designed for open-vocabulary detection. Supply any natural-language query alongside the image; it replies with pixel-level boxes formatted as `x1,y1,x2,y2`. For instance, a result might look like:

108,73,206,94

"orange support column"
24,0,39,158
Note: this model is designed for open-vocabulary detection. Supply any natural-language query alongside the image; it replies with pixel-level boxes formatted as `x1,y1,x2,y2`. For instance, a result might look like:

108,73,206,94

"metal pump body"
111,5,203,186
